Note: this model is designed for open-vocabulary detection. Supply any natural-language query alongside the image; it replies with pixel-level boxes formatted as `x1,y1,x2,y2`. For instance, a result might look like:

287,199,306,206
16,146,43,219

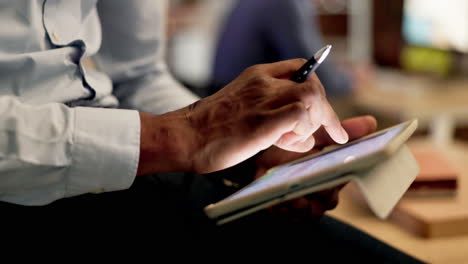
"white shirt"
0,0,199,205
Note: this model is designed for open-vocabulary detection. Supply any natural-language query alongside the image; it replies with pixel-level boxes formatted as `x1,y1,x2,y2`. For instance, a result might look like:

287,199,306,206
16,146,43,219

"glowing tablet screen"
224,124,405,201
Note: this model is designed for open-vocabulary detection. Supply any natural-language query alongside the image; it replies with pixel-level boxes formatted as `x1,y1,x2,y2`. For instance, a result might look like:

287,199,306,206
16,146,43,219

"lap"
0,169,424,263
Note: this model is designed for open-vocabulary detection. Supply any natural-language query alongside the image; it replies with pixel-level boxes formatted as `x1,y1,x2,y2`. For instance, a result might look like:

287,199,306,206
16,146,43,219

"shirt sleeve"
94,0,200,115
0,96,140,205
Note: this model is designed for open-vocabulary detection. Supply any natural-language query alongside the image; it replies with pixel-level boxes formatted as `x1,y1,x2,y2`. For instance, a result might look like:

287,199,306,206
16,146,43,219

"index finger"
314,115,378,148
320,100,349,144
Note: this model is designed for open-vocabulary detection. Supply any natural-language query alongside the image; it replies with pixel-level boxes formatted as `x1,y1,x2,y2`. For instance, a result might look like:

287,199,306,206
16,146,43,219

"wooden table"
327,138,468,264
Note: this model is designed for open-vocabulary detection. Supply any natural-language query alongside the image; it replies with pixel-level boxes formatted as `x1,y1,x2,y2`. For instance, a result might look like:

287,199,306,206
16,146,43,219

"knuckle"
295,83,320,102
243,64,263,75
217,99,238,115
309,78,326,96
290,102,306,113
248,74,271,88
243,75,272,100
297,82,314,93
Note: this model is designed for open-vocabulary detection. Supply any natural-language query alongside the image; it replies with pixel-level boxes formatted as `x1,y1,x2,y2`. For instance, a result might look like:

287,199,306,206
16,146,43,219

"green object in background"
400,45,453,77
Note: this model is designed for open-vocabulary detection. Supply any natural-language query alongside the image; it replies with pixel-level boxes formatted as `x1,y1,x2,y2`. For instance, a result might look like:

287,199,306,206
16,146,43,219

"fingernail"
337,127,349,144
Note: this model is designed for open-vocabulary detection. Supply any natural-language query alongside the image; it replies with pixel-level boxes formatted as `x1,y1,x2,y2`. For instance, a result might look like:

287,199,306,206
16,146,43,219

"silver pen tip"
314,44,332,64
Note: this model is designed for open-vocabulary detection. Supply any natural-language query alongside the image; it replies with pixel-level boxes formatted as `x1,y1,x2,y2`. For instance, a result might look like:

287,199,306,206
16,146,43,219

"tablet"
204,119,418,225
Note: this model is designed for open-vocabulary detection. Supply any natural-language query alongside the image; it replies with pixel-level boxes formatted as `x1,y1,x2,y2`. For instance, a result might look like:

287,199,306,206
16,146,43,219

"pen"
290,44,332,83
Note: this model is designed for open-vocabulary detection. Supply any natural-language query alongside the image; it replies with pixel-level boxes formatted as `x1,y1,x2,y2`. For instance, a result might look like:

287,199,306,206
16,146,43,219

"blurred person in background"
209,0,361,99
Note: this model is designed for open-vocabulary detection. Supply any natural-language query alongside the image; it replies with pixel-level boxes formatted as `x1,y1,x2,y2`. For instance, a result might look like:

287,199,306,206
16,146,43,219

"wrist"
136,110,197,175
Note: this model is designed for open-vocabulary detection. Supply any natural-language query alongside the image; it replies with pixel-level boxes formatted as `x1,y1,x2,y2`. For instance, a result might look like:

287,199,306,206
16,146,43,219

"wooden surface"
327,138,468,264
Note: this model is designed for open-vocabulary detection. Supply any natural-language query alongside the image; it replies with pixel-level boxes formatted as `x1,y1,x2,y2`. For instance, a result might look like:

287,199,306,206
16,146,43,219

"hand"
137,59,348,175
186,59,349,173
255,115,377,223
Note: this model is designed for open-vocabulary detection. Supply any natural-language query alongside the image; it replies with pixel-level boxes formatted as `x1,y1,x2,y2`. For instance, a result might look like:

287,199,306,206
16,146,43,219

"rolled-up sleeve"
0,96,140,205
94,0,199,115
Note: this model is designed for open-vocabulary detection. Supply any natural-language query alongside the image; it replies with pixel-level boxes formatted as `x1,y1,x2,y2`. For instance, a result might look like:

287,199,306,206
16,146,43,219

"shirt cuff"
65,107,140,197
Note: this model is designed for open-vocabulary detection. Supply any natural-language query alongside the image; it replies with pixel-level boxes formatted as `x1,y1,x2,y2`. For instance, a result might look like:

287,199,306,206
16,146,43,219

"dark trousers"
0,166,426,263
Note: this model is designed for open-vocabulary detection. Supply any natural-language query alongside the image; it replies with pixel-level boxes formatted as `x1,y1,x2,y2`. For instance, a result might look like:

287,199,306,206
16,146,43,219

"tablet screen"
224,124,406,202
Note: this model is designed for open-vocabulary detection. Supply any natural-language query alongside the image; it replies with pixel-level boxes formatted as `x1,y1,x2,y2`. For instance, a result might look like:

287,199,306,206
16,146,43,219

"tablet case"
216,144,419,224
352,144,419,219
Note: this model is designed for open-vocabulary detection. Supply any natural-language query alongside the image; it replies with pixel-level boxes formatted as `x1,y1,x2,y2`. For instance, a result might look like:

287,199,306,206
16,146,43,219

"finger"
305,187,342,211
321,101,349,144
275,131,303,147
256,58,308,78
308,197,327,219
342,115,377,138
291,197,326,221
273,103,311,147
324,188,340,210
306,73,342,142
255,102,307,150
308,73,326,95
335,183,347,191
275,131,310,150
274,197,324,222
282,94,324,146
292,102,314,137
264,80,323,111
305,74,327,134
275,133,316,153
314,115,378,148
306,101,324,135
